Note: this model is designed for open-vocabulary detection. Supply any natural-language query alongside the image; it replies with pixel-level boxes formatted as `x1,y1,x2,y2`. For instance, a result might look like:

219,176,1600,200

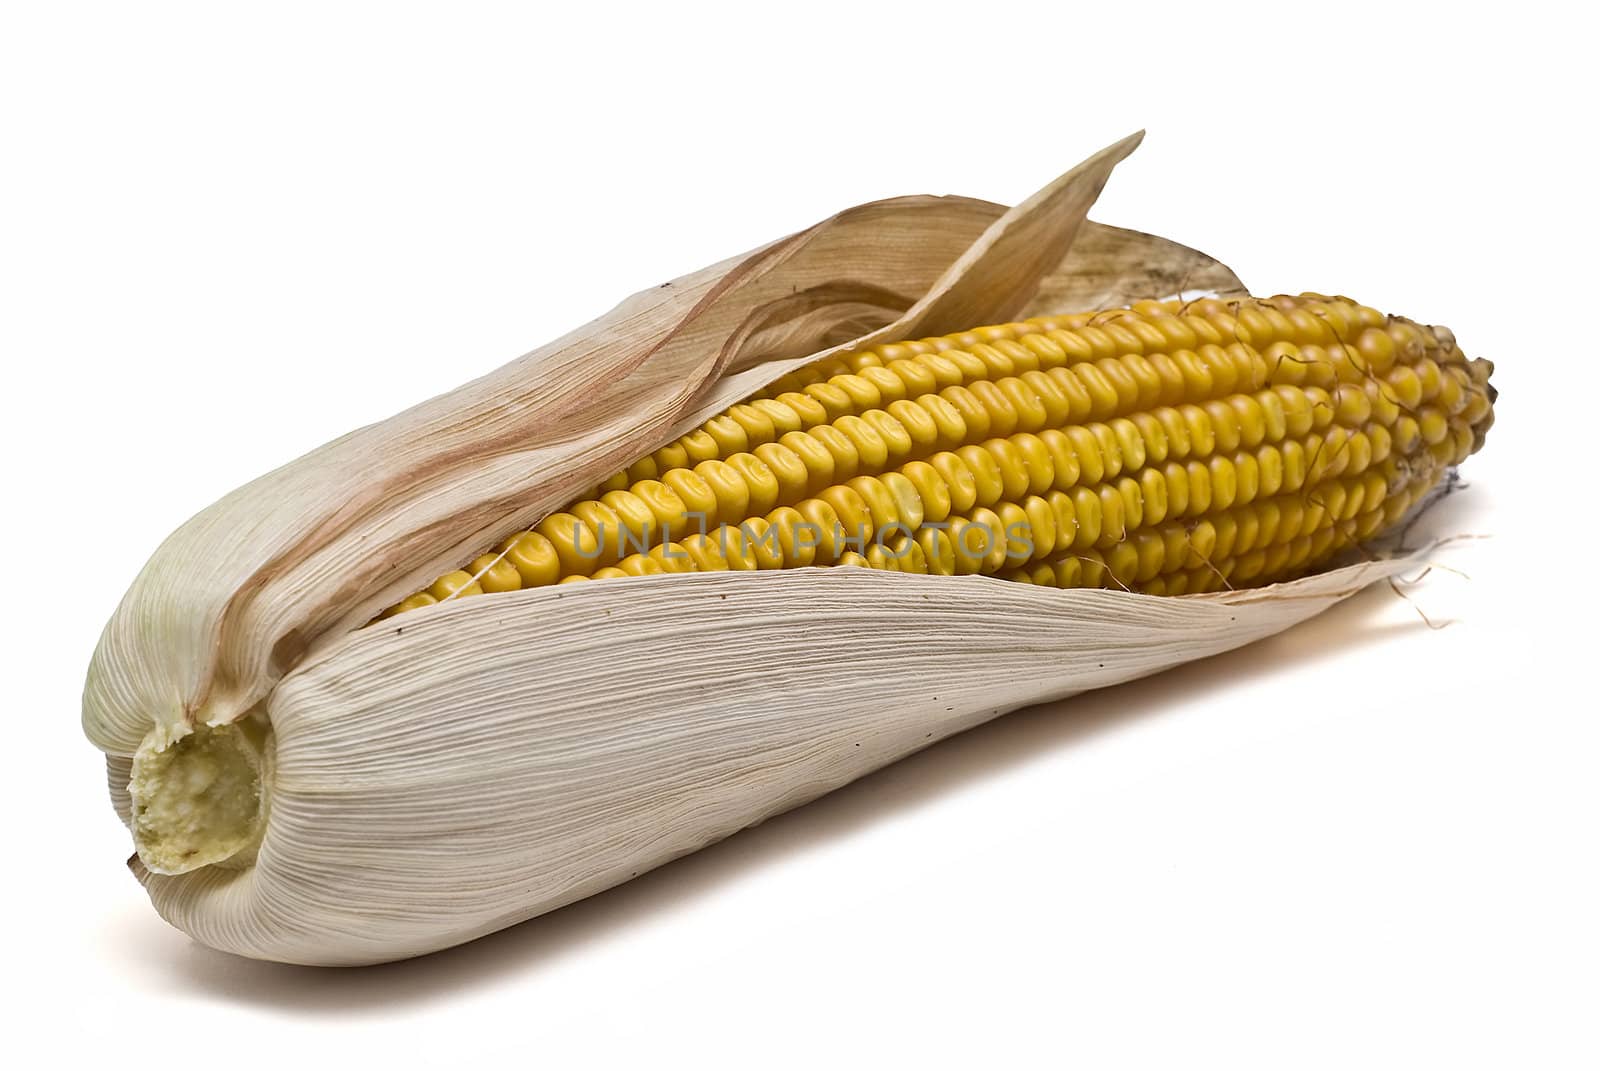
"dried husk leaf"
83,197,1002,754
136,560,1423,965
84,133,1433,964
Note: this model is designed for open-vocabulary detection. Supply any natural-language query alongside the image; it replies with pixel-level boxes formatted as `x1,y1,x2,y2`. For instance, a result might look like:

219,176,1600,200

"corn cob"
385,293,1493,616
84,133,1504,965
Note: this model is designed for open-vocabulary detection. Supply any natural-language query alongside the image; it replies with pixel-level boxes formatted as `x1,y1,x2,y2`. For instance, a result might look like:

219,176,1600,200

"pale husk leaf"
137,558,1420,965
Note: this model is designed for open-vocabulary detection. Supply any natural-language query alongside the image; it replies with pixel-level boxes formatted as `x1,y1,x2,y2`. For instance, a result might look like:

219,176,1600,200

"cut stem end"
129,718,270,875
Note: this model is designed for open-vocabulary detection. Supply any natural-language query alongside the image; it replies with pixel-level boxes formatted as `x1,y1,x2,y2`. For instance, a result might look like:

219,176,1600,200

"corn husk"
83,132,1437,964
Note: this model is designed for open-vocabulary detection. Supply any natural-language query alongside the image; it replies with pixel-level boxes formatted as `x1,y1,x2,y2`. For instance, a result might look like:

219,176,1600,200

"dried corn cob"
81,135,1499,965
387,294,1492,614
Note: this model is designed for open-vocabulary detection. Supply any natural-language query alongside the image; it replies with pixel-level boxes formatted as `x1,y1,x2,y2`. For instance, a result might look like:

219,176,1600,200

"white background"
3,2,1595,1066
